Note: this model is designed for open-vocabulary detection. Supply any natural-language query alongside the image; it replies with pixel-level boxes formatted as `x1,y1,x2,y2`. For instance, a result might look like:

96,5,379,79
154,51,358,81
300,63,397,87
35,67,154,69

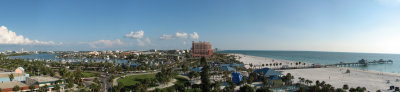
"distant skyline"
1,0,400,54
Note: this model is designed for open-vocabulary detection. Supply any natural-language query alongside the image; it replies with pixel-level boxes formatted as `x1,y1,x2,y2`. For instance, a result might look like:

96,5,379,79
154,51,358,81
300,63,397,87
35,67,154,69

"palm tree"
13,85,20,92
54,84,60,92
9,73,14,81
343,84,349,90
29,85,36,92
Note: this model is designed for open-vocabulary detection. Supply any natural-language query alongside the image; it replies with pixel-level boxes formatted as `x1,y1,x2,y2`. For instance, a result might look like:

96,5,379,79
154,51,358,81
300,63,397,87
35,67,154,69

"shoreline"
228,53,400,91
228,53,313,69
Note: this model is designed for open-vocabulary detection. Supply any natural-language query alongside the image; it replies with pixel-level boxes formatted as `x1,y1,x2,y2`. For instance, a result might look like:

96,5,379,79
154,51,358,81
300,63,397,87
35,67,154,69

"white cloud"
160,34,174,40
160,32,200,40
0,26,61,45
145,37,151,44
190,32,199,39
175,32,188,38
88,39,124,48
125,30,144,39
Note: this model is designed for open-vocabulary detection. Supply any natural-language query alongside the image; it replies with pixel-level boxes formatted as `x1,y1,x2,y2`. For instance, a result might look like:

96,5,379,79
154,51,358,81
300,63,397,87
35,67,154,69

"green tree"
239,85,255,92
212,81,221,92
54,84,61,92
342,84,349,90
9,73,14,81
200,57,211,92
13,85,20,92
256,87,272,92
29,85,36,92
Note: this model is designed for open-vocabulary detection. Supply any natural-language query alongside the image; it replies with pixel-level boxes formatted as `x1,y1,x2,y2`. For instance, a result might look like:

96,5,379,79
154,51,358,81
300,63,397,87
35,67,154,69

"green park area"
117,74,156,87
82,72,100,78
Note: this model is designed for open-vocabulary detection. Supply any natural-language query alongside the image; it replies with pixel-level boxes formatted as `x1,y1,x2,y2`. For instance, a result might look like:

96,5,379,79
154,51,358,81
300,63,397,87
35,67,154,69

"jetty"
327,59,393,67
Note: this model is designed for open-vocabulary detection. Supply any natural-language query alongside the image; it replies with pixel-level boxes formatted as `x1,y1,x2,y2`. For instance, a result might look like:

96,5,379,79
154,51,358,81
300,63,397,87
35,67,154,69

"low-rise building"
26,76,65,92
0,81,31,92
0,67,29,82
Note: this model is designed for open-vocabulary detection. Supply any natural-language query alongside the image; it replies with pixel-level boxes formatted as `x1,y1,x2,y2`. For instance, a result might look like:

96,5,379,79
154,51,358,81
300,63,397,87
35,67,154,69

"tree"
30,85,36,92
200,57,211,92
9,73,14,81
213,81,221,92
54,84,61,92
342,84,349,90
13,85,20,92
90,84,101,92
239,85,255,92
256,87,272,92
282,73,294,85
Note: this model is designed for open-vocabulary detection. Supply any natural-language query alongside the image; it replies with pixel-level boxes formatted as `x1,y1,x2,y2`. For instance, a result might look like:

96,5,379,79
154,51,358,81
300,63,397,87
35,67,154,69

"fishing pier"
327,59,393,67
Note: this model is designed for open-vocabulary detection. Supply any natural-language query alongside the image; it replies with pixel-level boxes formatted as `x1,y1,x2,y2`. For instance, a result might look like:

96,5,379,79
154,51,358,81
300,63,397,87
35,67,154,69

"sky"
0,0,400,54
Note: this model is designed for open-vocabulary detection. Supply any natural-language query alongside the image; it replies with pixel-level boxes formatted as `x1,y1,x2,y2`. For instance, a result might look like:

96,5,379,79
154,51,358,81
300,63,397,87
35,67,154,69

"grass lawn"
174,76,189,85
117,74,156,87
82,72,100,78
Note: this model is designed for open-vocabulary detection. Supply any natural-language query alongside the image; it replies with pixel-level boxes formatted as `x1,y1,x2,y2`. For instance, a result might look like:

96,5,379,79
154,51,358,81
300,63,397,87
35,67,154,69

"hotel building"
191,41,213,58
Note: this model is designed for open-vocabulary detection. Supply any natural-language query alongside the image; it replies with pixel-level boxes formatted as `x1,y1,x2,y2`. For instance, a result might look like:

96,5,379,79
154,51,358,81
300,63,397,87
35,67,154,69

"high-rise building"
191,41,213,58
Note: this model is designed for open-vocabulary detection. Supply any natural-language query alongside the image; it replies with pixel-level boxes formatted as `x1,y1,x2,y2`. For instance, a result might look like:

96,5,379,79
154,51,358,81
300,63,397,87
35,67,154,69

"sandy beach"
282,67,400,91
231,53,400,91
229,53,313,69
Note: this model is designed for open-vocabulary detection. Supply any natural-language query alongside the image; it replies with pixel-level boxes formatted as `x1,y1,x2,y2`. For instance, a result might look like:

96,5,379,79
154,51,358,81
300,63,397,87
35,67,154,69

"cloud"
0,26,61,45
145,37,151,44
160,34,174,40
175,32,188,38
190,32,199,39
160,32,199,40
125,30,144,39
87,39,124,48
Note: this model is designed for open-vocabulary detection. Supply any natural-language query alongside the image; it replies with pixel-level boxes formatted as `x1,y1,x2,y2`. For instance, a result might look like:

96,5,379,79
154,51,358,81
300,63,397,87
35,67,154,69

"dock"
327,59,393,67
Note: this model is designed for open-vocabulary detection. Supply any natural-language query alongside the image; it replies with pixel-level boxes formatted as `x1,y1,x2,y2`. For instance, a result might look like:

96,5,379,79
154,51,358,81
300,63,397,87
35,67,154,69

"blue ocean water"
219,50,400,74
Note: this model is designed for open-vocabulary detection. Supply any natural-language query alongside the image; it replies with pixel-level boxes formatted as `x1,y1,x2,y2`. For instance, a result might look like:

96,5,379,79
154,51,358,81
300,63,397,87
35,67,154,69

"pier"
327,59,393,67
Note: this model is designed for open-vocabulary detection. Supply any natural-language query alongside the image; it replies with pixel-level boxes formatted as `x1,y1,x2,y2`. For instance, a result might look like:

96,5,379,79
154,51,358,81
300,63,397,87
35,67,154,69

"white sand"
230,53,400,91
229,53,312,69
282,67,400,91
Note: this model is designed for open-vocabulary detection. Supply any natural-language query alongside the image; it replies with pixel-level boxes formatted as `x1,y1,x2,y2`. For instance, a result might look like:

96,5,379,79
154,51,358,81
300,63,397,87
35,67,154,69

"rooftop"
30,76,60,83
0,81,28,89
254,68,283,76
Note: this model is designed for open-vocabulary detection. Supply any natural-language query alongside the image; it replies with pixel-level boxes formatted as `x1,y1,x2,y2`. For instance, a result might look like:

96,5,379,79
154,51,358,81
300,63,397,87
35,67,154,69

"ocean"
218,50,400,74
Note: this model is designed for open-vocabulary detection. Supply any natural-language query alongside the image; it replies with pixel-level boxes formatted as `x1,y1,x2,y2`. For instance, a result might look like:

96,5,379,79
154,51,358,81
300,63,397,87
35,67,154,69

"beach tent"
231,72,243,84
253,68,283,76
191,67,203,72
220,66,236,71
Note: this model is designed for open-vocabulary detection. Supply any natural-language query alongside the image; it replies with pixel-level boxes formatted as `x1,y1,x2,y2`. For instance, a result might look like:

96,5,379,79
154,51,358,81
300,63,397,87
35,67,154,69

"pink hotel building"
191,41,214,58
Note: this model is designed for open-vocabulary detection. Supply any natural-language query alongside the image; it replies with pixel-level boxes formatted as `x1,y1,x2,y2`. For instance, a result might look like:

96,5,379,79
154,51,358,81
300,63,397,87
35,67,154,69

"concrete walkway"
148,78,177,91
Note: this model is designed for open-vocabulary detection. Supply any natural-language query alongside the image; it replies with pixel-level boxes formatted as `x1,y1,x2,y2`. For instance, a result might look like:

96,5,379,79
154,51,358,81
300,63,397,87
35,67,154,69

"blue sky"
0,0,400,54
